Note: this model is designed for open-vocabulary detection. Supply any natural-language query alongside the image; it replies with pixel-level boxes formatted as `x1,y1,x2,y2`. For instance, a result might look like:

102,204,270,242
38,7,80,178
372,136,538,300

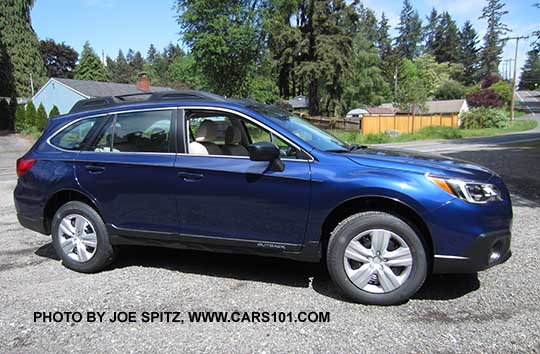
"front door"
174,109,311,245
75,108,178,233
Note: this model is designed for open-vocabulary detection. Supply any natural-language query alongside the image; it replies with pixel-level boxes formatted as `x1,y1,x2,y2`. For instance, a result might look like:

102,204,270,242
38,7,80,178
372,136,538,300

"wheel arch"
43,189,102,234
320,195,434,263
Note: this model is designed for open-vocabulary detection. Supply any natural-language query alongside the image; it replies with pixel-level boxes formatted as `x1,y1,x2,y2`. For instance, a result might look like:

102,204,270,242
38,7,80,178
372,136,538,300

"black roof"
69,90,228,114
55,78,173,97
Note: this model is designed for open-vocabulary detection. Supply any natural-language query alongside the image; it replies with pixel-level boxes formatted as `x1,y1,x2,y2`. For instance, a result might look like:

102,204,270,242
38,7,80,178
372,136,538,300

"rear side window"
94,110,173,153
50,118,98,150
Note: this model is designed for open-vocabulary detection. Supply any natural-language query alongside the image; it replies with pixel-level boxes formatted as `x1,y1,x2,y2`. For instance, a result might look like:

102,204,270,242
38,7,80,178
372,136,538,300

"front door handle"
85,165,105,174
177,171,203,182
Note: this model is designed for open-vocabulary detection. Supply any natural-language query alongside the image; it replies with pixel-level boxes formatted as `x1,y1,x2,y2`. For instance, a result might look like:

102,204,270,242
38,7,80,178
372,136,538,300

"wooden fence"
361,114,459,135
303,114,459,135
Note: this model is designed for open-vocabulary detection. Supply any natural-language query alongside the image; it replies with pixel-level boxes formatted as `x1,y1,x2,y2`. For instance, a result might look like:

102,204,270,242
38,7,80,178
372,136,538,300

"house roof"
53,78,173,98
366,106,395,114
288,95,309,109
379,99,467,114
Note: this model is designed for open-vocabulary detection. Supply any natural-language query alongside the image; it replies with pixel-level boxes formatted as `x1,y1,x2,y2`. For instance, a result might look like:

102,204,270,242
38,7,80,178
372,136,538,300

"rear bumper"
17,214,48,235
433,230,511,273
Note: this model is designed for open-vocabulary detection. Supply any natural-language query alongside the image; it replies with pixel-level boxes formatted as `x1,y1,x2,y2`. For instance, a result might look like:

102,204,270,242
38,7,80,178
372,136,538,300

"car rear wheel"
51,201,117,273
327,211,427,305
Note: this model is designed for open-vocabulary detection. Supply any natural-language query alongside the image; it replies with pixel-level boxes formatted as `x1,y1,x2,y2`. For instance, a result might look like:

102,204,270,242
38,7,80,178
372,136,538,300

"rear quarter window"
50,118,98,150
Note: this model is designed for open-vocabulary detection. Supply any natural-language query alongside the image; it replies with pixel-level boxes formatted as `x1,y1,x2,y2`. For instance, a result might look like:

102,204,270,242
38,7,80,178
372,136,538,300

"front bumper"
433,230,511,273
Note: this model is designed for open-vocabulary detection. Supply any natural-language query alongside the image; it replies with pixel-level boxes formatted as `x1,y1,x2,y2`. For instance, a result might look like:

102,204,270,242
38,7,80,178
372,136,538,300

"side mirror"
248,142,285,172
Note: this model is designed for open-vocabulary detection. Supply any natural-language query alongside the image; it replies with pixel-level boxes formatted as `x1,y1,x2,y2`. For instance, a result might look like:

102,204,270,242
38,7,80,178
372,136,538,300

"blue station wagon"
14,91,512,305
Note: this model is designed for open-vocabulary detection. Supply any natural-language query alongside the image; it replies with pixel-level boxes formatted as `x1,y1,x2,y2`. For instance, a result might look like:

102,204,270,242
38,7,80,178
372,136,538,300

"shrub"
0,99,10,130
25,101,36,128
15,104,26,132
461,107,509,129
491,81,513,105
49,105,60,118
36,103,48,131
434,80,466,100
464,84,481,96
481,74,501,88
466,88,503,108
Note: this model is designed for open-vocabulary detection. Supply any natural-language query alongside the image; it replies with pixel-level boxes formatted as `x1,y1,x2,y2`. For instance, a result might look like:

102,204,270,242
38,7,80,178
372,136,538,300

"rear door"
174,108,312,245
74,108,179,233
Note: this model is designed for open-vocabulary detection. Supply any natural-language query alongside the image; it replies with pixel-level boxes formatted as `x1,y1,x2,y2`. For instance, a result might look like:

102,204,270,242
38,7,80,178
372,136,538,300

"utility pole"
29,73,34,97
504,36,529,121
394,65,398,99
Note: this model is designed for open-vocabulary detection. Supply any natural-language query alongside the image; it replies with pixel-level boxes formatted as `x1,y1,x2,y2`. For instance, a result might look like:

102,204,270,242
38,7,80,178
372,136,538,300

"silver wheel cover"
58,214,98,262
343,229,413,294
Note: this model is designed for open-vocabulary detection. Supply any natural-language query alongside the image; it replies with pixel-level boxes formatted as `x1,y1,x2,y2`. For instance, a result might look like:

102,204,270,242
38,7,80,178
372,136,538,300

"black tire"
327,211,427,305
51,201,117,273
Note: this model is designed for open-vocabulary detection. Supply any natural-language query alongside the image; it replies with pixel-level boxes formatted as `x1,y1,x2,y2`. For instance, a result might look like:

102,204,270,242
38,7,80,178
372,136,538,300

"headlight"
427,175,502,204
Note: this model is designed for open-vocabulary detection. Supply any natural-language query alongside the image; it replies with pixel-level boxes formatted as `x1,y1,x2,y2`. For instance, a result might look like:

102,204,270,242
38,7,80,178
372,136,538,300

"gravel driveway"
1,134,539,353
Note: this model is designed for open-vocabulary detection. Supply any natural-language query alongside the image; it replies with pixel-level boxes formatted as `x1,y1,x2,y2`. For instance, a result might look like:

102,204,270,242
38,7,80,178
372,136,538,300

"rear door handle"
177,171,203,182
85,165,105,174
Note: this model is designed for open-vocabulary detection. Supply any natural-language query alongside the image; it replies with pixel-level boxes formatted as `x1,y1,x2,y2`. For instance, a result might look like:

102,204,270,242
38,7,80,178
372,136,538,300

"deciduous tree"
39,39,78,78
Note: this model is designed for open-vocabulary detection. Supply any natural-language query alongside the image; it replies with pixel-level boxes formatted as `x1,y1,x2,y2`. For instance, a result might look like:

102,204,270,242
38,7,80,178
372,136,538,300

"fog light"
489,241,503,264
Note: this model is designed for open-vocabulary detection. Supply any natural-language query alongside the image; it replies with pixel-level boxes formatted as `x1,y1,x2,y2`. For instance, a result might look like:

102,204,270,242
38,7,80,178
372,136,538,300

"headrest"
225,126,241,145
195,120,218,142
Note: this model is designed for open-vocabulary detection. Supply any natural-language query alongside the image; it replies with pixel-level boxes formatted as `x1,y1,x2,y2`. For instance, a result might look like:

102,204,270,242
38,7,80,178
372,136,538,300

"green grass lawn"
329,120,538,145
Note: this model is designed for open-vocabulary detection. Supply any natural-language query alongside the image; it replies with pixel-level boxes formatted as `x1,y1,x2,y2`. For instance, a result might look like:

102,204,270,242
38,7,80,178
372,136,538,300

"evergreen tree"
25,101,36,128
15,103,25,132
479,0,509,76
110,50,131,83
395,0,423,59
432,12,460,63
264,0,301,98
0,0,47,97
424,8,439,54
39,39,78,78
358,6,378,44
377,13,392,61
0,99,9,130
49,105,60,118
519,49,540,90
459,21,480,85
36,103,47,131
129,51,145,79
74,41,108,82
344,32,389,108
294,0,359,116
147,44,158,64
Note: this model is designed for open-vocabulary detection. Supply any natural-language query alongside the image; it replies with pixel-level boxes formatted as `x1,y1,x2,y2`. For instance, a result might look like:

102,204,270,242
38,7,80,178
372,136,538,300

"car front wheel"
327,211,428,305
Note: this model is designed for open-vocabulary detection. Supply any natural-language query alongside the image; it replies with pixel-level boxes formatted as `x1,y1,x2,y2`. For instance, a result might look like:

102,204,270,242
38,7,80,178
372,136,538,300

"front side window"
93,110,173,153
51,117,98,150
186,110,305,159
249,104,350,152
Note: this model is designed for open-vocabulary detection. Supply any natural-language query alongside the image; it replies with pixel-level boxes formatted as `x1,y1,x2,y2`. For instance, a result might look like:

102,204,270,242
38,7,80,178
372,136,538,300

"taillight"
16,158,37,177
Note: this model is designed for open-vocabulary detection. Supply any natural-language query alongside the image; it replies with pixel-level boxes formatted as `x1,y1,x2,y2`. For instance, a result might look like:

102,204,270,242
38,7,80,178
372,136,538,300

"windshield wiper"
348,144,368,151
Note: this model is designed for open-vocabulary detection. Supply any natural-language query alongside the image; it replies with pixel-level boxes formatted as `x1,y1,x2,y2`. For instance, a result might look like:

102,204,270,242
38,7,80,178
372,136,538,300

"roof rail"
68,90,226,114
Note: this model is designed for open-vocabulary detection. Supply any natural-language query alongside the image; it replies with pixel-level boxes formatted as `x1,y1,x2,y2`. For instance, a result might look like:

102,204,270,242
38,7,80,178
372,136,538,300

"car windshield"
249,104,350,152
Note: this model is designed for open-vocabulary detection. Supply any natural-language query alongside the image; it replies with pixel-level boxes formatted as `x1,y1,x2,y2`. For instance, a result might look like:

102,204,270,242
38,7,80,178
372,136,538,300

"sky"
31,0,540,77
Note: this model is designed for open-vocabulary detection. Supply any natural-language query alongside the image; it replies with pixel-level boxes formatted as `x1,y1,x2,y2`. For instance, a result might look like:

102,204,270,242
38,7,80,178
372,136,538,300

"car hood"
344,147,495,181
